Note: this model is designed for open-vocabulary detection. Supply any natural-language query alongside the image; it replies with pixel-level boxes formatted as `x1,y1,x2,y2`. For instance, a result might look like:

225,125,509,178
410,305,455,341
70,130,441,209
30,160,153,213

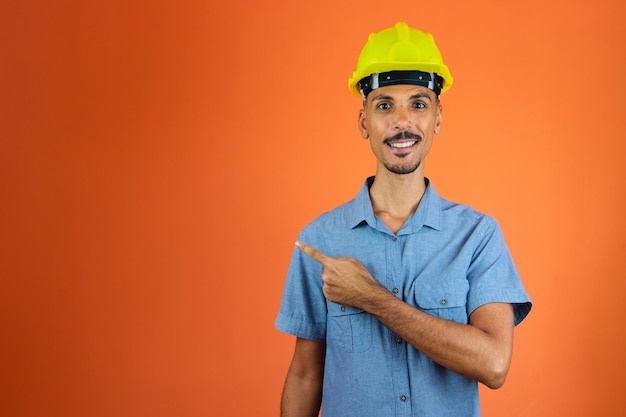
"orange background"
1,1,625,416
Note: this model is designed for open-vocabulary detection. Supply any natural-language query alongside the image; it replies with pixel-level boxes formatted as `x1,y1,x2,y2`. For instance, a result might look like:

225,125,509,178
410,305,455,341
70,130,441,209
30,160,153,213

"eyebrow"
370,94,394,102
410,93,432,101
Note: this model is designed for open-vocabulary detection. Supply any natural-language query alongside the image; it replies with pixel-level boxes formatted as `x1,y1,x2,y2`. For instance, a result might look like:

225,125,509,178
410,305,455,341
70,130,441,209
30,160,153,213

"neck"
369,170,427,234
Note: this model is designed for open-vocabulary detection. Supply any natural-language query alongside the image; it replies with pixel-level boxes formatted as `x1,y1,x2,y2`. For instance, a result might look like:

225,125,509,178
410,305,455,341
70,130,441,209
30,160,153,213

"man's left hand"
296,241,382,308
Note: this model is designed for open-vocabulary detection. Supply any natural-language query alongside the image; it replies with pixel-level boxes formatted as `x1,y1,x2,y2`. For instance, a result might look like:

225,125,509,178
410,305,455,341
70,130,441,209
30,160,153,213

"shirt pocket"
413,283,469,324
327,303,373,353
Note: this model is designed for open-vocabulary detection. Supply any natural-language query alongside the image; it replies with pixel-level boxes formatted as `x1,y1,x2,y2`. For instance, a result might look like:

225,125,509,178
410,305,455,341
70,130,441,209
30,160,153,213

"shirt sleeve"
466,217,532,326
275,231,328,342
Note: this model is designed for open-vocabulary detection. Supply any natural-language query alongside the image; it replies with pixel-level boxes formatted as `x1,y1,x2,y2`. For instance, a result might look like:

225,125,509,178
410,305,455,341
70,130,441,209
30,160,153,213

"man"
275,22,532,417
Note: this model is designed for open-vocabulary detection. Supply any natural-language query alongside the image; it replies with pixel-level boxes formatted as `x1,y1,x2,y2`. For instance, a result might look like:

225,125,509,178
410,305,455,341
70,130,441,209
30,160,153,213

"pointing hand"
295,241,382,308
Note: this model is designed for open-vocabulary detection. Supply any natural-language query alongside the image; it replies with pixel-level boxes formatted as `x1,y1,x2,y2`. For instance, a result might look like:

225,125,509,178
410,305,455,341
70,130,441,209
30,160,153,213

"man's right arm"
280,337,325,417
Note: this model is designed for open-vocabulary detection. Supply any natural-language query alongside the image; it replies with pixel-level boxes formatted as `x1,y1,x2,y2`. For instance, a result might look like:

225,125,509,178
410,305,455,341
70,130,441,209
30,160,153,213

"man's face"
358,84,442,176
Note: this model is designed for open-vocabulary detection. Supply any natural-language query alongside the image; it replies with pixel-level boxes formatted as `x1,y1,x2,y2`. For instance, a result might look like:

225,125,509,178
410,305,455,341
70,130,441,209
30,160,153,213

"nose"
392,106,412,130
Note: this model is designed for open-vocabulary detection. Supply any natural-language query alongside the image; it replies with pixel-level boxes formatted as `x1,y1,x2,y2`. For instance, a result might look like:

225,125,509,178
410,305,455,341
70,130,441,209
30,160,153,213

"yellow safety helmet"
348,22,453,99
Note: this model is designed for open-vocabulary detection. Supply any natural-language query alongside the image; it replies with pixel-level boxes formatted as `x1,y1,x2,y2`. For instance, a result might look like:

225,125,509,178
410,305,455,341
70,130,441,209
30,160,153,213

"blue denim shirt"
276,177,532,417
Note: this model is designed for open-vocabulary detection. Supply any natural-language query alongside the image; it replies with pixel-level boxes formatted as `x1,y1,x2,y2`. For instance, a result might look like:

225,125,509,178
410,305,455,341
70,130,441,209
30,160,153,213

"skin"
280,84,516,417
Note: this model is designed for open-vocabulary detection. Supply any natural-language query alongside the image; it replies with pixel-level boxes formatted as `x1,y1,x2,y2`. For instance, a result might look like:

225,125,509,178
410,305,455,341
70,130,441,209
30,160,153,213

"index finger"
295,241,332,265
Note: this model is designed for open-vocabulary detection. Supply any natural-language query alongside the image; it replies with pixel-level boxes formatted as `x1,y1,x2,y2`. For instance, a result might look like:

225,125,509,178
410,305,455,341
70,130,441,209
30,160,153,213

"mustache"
383,131,422,144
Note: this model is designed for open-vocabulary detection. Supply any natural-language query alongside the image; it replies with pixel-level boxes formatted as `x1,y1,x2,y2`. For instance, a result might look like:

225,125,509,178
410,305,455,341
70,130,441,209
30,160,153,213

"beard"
382,131,423,174
384,160,421,175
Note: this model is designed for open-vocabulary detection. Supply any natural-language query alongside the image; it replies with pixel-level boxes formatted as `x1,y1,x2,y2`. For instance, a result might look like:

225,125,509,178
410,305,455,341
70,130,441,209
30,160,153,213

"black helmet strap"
358,70,444,99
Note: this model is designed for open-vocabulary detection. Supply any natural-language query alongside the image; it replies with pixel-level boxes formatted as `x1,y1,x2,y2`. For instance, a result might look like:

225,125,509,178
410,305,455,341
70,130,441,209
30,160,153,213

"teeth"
390,141,416,148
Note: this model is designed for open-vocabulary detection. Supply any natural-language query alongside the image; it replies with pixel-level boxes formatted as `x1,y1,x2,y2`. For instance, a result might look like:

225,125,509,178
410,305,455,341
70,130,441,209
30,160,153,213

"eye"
376,102,391,110
412,101,427,109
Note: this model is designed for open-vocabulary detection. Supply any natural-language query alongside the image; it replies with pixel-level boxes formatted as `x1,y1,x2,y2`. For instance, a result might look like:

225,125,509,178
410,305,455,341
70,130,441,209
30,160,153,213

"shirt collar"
349,176,442,233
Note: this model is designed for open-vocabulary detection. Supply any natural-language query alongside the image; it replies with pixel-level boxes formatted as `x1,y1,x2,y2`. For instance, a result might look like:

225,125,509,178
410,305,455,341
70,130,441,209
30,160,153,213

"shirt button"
395,337,403,344
440,299,448,306
391,236,397,241
340,306,346,312
400,395,407,402
392,288,399,294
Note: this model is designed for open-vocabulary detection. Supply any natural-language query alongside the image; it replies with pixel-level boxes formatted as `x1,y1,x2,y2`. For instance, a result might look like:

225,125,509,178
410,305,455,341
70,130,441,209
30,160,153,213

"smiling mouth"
384,131,422,148
389,141,417,149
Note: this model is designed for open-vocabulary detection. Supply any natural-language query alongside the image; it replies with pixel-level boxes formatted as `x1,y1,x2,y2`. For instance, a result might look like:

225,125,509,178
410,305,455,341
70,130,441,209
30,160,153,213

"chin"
385,162,421,175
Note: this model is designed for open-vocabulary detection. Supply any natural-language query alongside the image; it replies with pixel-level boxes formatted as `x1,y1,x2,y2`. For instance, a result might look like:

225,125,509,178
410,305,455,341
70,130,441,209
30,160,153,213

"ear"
434,104,443,135
358,109,369,139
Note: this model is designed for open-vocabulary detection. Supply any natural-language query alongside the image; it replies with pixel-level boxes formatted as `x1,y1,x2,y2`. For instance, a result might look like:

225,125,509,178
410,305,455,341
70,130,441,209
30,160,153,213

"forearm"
280,337,325,417
361,287,514,389
280,370,322,417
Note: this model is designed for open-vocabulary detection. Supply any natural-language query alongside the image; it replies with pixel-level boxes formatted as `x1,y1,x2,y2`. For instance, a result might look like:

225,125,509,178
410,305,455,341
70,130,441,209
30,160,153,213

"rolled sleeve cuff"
275,312,326,342
468,291,532,326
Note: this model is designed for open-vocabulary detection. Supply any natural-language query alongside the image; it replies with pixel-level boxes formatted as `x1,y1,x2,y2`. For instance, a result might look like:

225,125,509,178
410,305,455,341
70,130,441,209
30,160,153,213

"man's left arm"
365,290,514,389
295,240,515,389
